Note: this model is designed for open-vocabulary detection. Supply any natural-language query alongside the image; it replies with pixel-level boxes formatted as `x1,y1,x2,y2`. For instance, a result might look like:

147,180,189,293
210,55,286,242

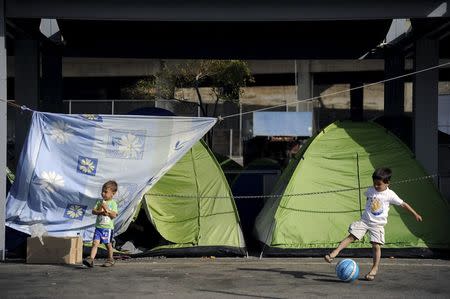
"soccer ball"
335,259,359,282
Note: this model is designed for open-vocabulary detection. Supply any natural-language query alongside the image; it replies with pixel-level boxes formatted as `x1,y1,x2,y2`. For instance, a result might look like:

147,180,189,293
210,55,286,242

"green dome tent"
129,140,246,256
254,121,450,256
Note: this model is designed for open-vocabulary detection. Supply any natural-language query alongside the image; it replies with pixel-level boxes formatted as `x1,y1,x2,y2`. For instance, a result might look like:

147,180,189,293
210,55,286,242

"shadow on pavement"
237,267,337,281
196,289,284,299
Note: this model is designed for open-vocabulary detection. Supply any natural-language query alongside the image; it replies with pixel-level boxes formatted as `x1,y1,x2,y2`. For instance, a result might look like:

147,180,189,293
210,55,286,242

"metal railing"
62,98,318,158
63,99,201,116
63,99,244,156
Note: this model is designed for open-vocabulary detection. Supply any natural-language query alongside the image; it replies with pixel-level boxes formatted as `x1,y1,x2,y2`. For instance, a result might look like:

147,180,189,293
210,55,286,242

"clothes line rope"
147,174,438,200
1,61,449,119
220,61,450,120
0,99,33,112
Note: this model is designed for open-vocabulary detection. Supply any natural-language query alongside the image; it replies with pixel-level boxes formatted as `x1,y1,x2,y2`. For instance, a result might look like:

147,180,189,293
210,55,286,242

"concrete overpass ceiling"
411,18,450,59
56,20,391,59
5,0,448,20
386,18,450,59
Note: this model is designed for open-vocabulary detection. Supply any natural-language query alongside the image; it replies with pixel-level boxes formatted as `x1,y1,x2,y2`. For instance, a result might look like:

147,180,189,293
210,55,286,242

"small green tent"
132,140,246,256
254,121,450,256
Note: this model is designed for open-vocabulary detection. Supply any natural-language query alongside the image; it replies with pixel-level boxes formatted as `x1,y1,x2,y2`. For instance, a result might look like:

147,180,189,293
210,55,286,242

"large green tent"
254,121,450,256
132,140,246,256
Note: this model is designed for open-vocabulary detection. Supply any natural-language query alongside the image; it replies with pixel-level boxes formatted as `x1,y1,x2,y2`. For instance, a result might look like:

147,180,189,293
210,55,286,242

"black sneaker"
83,257,94,268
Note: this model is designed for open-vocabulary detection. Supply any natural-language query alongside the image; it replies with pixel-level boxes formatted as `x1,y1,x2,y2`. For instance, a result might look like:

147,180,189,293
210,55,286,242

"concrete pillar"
41,46,62,112
413,37,439,178
384,47,405,116
296,60,312,112
0,0,7,260
14,38,40,158
350,82,364,121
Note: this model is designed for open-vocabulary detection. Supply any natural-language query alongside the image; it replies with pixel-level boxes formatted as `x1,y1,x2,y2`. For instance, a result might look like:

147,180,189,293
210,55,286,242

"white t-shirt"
361,187,404,226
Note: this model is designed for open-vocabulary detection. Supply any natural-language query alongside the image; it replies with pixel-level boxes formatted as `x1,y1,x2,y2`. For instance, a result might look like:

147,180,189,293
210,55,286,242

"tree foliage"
121,77,156,100
122,60,254,148
168,60,253,116
123,60,254,117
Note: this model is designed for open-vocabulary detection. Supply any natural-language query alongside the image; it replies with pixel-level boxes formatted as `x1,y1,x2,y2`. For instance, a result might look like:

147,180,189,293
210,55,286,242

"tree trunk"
195,84,207,117
209,95,221,151
194,83,212,147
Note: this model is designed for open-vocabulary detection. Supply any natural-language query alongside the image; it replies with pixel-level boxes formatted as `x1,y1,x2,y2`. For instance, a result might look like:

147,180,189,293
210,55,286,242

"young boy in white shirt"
324,167,423,281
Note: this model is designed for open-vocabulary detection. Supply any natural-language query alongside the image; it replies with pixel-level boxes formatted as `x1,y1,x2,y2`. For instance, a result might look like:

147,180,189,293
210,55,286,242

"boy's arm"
92,202,107,215
401,202,423,222
101,202,118,219
105,210,118,219
92,202,101,215
92,206,106,215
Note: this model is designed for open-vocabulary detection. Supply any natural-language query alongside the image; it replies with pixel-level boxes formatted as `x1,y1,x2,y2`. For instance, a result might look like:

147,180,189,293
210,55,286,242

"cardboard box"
27,236,83,265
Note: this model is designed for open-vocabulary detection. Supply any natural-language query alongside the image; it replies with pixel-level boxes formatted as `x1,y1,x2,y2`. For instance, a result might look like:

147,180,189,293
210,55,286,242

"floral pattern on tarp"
80,114,103,122
106,129,146,160
36,171,65,193
64,204,87,221
77,156,98,176
47,120,73,144
174,140,188,151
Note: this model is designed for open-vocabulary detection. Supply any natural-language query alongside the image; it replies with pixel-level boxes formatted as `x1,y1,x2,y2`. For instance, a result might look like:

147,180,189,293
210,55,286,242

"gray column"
14,39,40,158
413,37,439,178
41,47,62,112
296,60,312,112
384,47,405,116
0,0,7,261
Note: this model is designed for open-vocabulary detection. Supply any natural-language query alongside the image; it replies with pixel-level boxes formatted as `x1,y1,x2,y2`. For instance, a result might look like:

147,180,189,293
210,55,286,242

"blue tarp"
6,112,215,240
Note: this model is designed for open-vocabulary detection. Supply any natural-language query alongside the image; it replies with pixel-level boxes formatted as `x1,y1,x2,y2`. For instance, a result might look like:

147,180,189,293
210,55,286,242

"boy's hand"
401,202,422,222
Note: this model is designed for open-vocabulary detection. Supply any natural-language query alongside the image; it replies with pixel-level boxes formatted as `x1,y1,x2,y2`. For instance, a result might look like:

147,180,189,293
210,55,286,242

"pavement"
1,257,450,298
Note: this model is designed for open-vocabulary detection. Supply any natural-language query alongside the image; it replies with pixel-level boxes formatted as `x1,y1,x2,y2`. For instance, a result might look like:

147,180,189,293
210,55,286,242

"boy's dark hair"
103,180,118,192
372,167,392,183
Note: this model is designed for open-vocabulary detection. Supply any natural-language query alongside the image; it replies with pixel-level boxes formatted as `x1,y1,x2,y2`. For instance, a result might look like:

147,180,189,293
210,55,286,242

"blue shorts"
93,227,114,244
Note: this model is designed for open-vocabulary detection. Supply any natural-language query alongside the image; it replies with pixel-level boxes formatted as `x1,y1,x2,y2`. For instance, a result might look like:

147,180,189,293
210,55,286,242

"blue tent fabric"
6,112,216,240
128,107,176,116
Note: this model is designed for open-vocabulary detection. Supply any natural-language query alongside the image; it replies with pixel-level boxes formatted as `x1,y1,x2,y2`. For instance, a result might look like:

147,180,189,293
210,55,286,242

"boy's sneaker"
102,258,115,267
83,257,94,268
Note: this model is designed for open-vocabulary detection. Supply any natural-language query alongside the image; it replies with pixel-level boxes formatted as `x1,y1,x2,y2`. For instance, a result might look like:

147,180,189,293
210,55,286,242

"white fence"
63,99,245,157
63,98,318,158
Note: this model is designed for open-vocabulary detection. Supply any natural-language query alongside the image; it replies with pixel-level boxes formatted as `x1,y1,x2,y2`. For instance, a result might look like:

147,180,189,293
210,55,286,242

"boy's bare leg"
329,234,356,259
107,243,114,260
102,243,115,267
367,242,381,279
90,240,100,260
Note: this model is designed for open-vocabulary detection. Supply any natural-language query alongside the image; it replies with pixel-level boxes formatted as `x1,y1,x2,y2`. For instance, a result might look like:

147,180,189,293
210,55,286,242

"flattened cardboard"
27,236,83,265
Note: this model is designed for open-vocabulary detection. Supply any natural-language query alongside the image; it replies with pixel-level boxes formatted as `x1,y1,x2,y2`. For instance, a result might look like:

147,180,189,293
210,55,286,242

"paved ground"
1,257,450,298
